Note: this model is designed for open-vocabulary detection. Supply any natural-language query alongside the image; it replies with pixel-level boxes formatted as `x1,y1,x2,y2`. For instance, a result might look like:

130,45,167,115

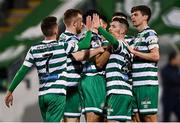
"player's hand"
98,47,105,53
5,91,13,108
93,14,100,29
128,46,136,54
86,16,92,31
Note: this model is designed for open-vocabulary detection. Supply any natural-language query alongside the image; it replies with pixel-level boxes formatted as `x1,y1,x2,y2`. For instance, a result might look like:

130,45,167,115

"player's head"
112,12,128,20
131,5,151,27
99,14,108,29
109,18,129,37
41,16,58,37
63,9,83,34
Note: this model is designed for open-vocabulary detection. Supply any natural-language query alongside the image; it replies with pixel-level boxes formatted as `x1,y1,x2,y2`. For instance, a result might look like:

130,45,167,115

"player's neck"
118,34,125,40
137,22,148,32
66,27,77,35
45,35,57,41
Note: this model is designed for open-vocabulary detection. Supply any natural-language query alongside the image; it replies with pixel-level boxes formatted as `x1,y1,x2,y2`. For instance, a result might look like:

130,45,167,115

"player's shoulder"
59,32,79,43
143,27,158,39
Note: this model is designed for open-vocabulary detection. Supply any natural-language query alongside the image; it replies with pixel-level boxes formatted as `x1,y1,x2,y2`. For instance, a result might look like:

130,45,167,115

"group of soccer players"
4,5,159,122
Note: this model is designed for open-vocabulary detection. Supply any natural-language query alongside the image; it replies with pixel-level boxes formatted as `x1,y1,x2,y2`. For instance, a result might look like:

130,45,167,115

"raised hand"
5,91,13,108
86,16,92,31
92,14,100,29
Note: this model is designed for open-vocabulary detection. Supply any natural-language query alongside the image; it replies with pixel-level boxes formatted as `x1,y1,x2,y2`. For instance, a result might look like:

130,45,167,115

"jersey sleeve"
23,48,34,68
63,41,79,55
147,31,159,50
102,40,110,46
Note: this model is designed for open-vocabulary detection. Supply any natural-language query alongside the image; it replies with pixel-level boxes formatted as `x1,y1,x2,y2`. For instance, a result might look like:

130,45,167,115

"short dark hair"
112,12,127,20
131,5,151,22
112,17,129,28
41,16,57,36
64,9,82,26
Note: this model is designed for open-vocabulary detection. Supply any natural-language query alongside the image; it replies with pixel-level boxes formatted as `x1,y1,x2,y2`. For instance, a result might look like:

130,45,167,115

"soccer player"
93,14,133,122
78,10,107,122
129,5,160,122
59,9,105,122
4,16,92,122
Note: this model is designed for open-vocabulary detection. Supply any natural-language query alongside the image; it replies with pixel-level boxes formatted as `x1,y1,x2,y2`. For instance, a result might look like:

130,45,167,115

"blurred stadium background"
0,0,180,121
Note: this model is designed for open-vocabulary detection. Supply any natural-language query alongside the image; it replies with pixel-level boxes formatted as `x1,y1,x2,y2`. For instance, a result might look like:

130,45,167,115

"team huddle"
5,5,159,122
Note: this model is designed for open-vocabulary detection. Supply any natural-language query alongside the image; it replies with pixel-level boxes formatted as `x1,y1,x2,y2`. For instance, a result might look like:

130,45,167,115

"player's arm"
97,27,119,49
94,46,111,69
77,30,92,50
77,16,93,50
5,49,33,108
128,47,159,62
93,14,119,49
128,33,159,62
72,47,104,61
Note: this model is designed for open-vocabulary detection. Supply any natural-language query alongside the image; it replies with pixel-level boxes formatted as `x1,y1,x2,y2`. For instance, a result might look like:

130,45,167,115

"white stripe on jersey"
65,73,81,78
38,64,66,73
38,88,66,96
133,63,157,69
36,57,66,66
133,80,158,86
33,49,65,58
106,71,125,78
107,80,132,89
23,61,33,67
148,44,159,50
106,63,121,69
67,82,79,87
134,46,149,51
39,80,68,88
109,54,124,61
133,71,157,77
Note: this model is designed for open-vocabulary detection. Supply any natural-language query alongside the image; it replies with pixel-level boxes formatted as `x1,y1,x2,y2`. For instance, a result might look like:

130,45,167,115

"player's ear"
144,15,148,21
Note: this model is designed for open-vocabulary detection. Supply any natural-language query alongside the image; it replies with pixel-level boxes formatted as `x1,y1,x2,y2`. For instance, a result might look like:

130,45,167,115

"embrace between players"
5,5,159,122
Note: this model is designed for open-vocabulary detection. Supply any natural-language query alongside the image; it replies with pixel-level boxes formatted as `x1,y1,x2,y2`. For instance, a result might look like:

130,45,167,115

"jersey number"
43,53,53,74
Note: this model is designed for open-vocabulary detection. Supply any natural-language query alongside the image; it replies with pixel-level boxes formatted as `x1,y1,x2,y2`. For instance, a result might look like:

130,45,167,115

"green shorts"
79,75,106,114
107,94,132,121
132,85,159,115
64,86,81,118
39,94,66,122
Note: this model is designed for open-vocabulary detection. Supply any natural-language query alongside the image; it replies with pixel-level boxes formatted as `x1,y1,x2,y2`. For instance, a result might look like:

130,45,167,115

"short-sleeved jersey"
23,40,78,96
132,27,159,86
106,40,133,96
81,32,106,76
59,31,82,87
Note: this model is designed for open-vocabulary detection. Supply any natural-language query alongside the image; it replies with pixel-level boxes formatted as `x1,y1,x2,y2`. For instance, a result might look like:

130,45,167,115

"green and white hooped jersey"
81,32,106,76
59,31,82,87
125,35,135,46
106,40,133,96
132,26,159,86
23,40,78,96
